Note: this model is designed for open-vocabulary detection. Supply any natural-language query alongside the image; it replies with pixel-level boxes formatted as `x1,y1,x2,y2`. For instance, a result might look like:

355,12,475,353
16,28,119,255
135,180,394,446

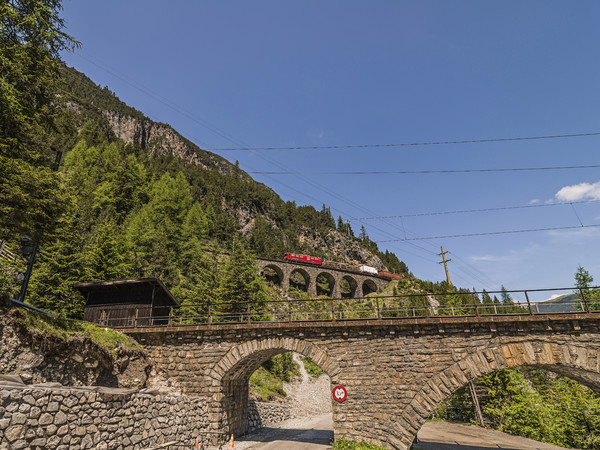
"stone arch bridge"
257,258,389,298
125,313,600,449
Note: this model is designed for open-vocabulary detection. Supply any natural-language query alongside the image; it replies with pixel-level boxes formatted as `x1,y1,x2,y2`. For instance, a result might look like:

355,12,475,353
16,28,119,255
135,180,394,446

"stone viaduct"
257,258,389,298
125,313,600,449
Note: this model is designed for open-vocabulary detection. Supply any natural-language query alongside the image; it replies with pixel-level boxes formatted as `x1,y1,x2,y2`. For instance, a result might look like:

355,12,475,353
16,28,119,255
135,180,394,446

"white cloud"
470,255,507,262
469,244,540,263
529,198,540,205
555,181,600,201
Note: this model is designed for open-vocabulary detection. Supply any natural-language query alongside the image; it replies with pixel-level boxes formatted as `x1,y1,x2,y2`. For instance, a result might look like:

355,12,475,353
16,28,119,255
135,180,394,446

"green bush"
300,356,325,378
249,367,286,401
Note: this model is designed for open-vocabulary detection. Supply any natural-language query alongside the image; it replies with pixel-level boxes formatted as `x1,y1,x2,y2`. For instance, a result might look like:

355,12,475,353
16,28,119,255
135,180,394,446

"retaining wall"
248,400,291,433
0,385,293,449
0,385,212,450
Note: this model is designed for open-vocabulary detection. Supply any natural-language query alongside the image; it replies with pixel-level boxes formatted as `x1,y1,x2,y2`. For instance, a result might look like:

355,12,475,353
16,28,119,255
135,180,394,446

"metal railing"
0,240,20,263
102,286,600,329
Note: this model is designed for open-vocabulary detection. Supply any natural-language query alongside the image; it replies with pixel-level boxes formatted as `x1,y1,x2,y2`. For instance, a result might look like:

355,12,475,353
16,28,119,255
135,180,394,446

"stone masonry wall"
0,386,211,450
248,400,291,433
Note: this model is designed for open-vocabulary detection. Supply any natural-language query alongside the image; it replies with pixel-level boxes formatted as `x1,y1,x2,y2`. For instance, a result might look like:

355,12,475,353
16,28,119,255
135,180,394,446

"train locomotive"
283,253,323,265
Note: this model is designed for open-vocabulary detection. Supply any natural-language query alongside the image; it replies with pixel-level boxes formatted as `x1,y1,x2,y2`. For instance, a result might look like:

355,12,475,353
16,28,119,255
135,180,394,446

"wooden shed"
74,278,179,328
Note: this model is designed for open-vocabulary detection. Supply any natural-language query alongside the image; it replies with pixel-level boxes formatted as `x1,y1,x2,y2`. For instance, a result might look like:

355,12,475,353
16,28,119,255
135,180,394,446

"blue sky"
60,1,600,298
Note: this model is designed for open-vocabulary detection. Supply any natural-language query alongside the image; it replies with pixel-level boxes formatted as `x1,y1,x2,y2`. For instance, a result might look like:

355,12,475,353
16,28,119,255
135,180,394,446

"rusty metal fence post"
580,288,590,313
524,291,533,315
471,293,480,317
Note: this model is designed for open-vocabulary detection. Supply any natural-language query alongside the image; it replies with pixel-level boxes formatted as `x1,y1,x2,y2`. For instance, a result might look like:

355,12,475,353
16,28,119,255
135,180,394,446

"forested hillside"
1,61,408,318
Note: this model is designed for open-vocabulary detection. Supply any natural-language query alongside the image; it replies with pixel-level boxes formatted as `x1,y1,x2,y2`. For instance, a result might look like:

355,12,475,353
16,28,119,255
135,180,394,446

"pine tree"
574,265,600,307
28,213,87,318
0,0,78,239
215,241,267,320
83,219,131,282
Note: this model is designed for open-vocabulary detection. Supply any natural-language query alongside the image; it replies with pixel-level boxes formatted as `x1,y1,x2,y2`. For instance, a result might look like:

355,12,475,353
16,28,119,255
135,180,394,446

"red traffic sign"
332,385,347,402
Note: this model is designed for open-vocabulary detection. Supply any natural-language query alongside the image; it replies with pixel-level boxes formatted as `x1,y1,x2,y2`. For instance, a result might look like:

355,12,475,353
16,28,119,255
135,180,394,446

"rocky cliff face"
104,110,234,174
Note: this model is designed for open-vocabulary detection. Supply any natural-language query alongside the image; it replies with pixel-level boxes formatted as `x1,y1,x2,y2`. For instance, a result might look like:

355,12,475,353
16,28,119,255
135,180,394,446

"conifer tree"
215,241,267,320
28,213,87,317
0,0,78,238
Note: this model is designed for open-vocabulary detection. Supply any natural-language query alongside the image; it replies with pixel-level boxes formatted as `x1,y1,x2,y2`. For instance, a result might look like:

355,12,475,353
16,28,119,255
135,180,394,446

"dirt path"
283,354,332,419
229,418,574,450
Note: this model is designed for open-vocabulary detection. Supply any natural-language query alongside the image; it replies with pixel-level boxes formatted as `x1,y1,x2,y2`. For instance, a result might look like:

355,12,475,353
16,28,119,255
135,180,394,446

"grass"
7,307,143,356
249,366,287,401
300,355,325,378
331,440,387,450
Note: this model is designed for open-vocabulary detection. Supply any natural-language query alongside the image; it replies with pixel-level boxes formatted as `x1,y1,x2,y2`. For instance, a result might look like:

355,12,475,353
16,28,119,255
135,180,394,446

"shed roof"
73,278,180,307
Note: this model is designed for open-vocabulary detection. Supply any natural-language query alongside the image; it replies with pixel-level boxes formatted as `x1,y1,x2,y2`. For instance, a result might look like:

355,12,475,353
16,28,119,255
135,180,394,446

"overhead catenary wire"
248,164,600,175
379,224,600,242
214,132,600,151
354,199,600,220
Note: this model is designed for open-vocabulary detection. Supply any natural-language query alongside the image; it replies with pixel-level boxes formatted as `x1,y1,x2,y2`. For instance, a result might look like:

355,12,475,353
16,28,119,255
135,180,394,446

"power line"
354,199,600,220
379,224,600,242
248,164,600,175
214,132,600,151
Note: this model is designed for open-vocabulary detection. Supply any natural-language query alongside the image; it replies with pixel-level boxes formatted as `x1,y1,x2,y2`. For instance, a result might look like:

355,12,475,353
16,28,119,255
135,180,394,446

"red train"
284,253,322,265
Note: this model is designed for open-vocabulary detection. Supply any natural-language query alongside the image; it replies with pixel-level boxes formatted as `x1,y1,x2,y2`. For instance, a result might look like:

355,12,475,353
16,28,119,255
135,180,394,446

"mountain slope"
54,65,401,271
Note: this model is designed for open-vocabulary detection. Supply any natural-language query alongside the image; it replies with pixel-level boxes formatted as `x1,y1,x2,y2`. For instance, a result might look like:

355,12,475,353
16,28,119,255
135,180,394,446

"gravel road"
230,414,333,450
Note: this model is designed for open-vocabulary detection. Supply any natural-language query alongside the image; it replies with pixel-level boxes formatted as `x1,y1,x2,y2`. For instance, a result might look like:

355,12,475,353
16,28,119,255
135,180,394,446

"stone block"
4,424,24,442
38,413,53,426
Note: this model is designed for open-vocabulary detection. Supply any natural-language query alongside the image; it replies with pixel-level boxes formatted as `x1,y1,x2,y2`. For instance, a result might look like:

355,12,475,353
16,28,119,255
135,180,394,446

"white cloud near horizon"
555,180,600,201
469,243,540,263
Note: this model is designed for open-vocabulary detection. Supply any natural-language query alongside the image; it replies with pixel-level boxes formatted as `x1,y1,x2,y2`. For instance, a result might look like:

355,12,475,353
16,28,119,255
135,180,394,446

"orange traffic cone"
228,434,234,449
194,441,199,448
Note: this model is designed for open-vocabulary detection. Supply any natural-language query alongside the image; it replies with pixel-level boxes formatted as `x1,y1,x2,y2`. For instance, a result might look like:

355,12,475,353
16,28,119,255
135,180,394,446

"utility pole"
438,246,452,286
17,237,38,302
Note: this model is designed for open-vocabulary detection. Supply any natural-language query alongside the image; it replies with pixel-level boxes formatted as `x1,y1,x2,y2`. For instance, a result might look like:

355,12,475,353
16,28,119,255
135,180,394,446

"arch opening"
261,264,283,286
210,338,339,439
421,365,600,450
316,272,335,297
341,276,357,299
289,268,309,292
362,279,378,296
248,353,333,438
401,343,600,450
